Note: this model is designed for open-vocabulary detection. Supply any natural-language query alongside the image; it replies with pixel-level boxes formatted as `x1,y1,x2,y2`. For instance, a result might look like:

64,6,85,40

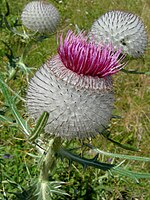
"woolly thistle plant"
88,10,148,58
26,30,126,139
21,1,60,33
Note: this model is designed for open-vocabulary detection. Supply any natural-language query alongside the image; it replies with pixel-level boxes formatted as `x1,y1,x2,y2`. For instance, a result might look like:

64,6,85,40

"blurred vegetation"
0,0,150,199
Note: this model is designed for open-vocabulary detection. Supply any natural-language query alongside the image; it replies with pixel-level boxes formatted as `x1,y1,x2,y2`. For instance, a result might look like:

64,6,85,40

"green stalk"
39,138,60,181
37,137,62,200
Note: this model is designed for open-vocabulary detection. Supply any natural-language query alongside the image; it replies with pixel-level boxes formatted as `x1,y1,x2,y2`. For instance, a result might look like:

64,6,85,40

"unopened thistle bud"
27,30,125,139
21,1,60,33
88,10,148,57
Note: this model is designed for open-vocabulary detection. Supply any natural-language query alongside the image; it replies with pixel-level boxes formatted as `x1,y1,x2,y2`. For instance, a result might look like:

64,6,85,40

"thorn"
5,1,10,17
82,164,87,171
91,154,99,161
68,159,72,167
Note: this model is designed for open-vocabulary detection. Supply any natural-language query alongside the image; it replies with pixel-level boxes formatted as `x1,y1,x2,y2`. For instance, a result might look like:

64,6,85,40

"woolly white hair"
88,10,148,57
21,1,60,33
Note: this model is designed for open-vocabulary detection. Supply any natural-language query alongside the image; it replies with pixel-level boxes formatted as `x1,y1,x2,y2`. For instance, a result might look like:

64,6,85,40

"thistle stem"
39,137,61,181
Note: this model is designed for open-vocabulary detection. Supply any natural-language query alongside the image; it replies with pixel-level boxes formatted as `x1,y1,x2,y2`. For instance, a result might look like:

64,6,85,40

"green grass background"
0,0,150,199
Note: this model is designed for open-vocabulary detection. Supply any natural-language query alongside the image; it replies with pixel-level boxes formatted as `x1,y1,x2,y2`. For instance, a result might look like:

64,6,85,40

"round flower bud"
88,10,148,57
26,31,125,139
21,1,60,33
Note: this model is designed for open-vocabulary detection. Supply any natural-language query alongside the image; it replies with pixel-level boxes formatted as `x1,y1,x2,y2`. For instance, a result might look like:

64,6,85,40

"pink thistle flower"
27,30,125,139
58,31,125,78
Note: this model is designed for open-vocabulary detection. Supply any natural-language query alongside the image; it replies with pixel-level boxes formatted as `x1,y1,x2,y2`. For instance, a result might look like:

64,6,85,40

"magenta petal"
58,30,126,77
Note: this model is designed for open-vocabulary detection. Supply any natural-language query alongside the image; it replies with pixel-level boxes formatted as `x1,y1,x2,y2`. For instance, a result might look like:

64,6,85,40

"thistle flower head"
58,31,125,78
88,10,148,57
27,30,125,139
21,1,60,33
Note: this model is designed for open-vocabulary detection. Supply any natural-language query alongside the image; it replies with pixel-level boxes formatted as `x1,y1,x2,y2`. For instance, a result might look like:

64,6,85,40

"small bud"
88,10,148,57
21,1,60,33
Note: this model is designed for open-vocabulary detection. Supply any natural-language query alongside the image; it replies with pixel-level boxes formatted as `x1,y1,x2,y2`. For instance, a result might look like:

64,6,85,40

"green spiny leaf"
0,73,30,136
